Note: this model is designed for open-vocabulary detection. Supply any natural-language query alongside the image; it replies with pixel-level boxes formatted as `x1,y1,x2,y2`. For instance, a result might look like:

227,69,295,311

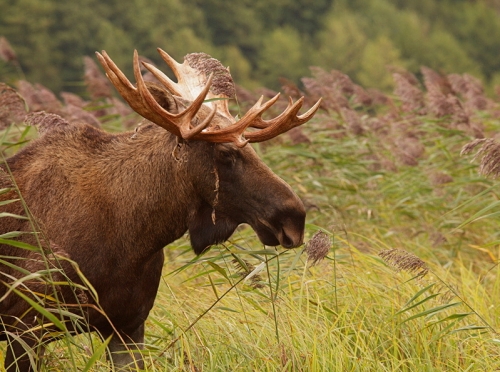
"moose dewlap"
0,48,320,371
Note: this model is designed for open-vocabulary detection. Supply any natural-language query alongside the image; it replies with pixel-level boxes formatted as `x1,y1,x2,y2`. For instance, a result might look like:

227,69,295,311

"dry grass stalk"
430,232,448,248
16,80,63,113
232,258,264,289
302,66,351,112
105,96,136,127
280,344,289,368
84,56,113,100
352,84,373,106
182,351,200,372
379,248,428,278
448,73,492,112
0,83,27,129
429,171,454,186
13,82,104,128
395,136,425,166
301,77,327,104
60,92,87,108
287,127,311,145
341,107,364,135
421,66,451,94
280,77,320,112
462,74,489,111
235,84,257,103
392,72,425,114
25,111,70,136
448,73,468,95
63,104,100,128
368,88,392,107
0,36,17,62
461,138,500,178
305,230,331,265
254,87,289,114
280,77,305,100
364,153,397,173
329,70,355,96
426,88,463,118
419,68,474,132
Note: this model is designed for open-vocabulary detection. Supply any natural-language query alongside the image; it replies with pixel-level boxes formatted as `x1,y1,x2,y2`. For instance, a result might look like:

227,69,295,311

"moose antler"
96,48,321,147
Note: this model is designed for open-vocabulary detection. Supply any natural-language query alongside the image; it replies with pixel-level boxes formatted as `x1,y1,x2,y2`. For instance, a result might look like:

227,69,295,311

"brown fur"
0,85,306,370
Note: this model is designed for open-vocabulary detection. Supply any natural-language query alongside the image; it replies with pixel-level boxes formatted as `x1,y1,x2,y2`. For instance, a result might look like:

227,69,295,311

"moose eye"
216,146,236,165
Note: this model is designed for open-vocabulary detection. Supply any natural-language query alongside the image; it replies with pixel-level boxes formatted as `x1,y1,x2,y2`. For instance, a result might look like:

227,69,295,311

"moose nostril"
280,227,302,248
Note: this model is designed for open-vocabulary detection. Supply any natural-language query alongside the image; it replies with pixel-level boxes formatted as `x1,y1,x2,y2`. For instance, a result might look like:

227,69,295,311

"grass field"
2,68,500,371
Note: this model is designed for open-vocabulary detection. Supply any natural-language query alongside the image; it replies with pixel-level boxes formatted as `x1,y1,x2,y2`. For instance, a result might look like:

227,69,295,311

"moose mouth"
252,220,304,249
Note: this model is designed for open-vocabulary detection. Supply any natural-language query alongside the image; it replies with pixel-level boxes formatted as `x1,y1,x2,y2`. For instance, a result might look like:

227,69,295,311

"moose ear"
188,203,238,255
145,81,179,113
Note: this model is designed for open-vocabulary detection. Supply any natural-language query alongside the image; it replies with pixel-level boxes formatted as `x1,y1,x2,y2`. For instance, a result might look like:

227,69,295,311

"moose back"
0,48,320,371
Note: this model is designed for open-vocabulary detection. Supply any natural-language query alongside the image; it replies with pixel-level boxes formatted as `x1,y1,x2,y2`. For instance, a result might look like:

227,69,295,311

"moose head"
97,49,321,254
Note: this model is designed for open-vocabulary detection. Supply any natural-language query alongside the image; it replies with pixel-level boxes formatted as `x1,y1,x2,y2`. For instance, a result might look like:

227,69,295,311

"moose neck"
99,124,207,257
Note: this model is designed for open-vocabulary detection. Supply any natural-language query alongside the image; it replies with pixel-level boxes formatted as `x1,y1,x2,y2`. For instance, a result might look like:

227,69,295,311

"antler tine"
179,72,216,139
244,97,322,143
97,50,165,126
157,48,184,83
96,51,140,107
298,98,323,121
249,96,295,129
96,51,131,89
237,93,281,124
132,50,182,136
142,61,182,97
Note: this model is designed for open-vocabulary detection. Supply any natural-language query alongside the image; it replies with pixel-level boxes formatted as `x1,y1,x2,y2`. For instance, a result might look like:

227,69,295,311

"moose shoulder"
0,49,320,371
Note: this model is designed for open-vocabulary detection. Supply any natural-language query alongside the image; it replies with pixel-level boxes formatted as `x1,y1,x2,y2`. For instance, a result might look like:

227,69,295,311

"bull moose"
0,48,320,371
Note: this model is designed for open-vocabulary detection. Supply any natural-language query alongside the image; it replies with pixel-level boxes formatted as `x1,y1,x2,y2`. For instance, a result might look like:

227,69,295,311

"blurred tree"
392,0,500,79
423,30,483,77
357,36,406,90
254,0,334,36
0,0,60,89
190,0,263,62
313,11,367,77
1,0,500,94
443,1,500,79
256,27,309,89
0,0,211,93
214,45,254,89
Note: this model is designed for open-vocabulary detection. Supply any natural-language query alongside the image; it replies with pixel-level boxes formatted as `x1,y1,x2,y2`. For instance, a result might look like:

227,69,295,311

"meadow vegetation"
2,53,500,371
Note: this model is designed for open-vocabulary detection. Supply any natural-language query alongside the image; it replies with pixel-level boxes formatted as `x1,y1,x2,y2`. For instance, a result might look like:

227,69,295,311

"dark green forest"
1,0,500,94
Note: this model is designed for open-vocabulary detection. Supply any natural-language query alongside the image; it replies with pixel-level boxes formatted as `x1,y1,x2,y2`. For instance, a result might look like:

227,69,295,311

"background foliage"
2,0,500,93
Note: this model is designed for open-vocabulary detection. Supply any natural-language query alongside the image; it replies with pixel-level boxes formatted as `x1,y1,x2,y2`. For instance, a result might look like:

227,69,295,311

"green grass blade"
12,288,67,331
81,335,111,372
401,302,461,324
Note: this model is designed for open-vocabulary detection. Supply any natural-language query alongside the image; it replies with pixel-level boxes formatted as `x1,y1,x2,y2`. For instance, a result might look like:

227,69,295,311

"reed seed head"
379,249,428,278
232,258,264,289
305,231,331,265
461,138,500,178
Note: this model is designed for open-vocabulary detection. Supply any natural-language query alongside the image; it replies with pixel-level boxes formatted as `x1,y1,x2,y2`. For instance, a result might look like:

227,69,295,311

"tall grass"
2,63,500,370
